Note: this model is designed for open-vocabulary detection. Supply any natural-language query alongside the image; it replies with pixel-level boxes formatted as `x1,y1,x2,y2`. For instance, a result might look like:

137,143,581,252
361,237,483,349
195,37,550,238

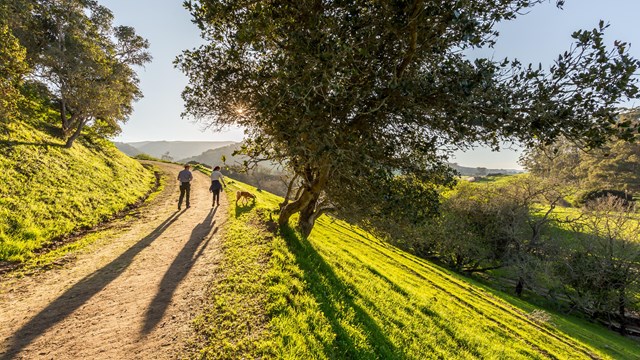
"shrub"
579,189,634,206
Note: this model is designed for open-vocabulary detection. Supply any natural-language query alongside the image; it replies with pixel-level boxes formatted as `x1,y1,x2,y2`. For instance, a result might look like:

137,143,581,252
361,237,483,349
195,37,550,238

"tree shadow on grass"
1,211,183,360
280,225,404,359
141,208,218,334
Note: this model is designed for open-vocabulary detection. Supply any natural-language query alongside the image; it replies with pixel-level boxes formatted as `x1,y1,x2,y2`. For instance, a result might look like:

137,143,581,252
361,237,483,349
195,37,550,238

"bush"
133,153,160,161
579,189,634,206
422,182,530,272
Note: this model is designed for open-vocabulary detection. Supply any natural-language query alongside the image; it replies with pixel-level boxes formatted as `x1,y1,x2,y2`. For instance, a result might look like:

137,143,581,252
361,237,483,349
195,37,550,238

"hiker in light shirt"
177,164,193,210
209,166,226,207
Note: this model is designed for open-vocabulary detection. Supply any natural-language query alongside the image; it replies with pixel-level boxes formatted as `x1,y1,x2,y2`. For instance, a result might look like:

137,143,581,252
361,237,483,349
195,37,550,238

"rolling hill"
123,140,237,161
448,162,523,176
0,115,156,263
189,175,640,359
178,142,245,167
113,142,143,157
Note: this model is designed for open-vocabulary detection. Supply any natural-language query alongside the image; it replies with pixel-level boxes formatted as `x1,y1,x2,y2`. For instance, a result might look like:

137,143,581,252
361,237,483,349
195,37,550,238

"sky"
103,0,640,169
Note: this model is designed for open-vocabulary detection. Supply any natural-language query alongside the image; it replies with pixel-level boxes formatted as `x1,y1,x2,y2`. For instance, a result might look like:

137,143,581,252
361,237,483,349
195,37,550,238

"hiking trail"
0,162,226,359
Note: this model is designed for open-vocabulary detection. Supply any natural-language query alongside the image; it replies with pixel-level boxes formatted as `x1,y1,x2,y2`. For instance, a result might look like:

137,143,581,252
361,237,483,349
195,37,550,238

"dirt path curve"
0,162,226,359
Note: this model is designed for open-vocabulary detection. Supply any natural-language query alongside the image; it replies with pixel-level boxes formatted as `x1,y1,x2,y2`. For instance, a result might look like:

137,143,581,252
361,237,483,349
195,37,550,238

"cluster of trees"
521,132,640,200
406,176,640,335
0,0,150,147
179,0,639,236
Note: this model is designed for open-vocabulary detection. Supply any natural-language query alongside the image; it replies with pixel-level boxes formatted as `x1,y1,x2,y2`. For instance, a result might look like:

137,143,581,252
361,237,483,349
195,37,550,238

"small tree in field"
179,0,639,236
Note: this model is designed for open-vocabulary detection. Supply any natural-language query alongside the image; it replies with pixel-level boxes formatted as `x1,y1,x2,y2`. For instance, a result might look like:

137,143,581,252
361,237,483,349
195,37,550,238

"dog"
236,190,256,205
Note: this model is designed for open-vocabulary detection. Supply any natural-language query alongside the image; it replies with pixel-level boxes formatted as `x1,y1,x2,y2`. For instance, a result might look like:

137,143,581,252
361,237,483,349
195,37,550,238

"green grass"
0,115,156,262
192,180,640,359
189,182,277,358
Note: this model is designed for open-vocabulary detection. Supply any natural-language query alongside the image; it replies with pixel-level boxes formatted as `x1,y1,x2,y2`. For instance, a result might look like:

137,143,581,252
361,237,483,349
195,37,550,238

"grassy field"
190,178,640,359
0,114,156,262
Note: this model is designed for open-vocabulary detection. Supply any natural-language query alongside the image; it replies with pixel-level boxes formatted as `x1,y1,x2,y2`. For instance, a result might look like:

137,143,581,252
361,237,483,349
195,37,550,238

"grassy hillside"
190,179,640,359
0,115,156,263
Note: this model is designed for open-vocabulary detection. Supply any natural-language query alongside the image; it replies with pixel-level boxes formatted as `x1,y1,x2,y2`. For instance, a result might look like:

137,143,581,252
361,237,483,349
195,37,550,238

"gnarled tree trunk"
278,162,331,237
64,118,86,148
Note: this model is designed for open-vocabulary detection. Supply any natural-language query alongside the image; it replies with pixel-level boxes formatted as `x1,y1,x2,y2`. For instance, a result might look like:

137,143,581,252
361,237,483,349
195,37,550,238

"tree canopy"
521,109,640,195
2,0,151,147
0,23,29,126
179,0,640,236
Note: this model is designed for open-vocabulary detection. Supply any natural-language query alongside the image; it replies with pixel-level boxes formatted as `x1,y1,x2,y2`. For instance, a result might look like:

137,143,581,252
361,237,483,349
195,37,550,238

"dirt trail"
0,162,226,359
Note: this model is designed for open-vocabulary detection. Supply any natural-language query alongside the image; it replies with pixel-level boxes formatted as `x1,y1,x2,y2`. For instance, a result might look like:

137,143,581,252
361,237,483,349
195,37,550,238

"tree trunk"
515,277,524,297
64,119,86,148
60,100,70,136
618,290,627,336
278,163,330,236
298,192,321,237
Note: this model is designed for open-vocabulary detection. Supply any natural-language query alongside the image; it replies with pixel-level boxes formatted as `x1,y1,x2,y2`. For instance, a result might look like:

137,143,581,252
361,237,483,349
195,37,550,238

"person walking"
177,164,193,210
209,166,226,207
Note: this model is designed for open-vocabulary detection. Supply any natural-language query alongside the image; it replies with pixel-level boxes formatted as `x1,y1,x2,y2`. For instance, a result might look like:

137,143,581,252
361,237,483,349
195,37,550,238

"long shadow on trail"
142,208,218,334
1,211,183,360
281,225,403,359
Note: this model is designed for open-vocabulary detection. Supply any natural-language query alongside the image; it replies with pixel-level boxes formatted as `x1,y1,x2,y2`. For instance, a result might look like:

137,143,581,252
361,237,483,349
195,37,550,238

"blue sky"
104,0,640,169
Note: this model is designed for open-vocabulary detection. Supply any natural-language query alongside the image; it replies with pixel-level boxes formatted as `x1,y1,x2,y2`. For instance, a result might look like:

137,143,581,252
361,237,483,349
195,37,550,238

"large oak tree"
179,0,639,236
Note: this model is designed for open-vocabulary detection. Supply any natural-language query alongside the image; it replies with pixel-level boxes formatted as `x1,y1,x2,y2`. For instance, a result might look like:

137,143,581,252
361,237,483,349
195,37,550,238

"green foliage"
192,180,640,359
0,23,28,125
428,176,640,334
0,118,155,262
421,180,532,272
191,187,275,358
179,0,639,235
521,126,640,196
133,153,161,161
5,0,151,148
556,197,640,334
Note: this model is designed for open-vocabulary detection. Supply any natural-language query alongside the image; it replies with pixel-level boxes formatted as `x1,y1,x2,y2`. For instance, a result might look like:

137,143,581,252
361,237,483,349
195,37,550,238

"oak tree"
179,0,639,236
17,0,151,147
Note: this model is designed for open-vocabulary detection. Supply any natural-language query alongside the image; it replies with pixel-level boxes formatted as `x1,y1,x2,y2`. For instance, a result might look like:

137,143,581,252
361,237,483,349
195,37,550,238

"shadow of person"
141,207,218,335
1,211,184,360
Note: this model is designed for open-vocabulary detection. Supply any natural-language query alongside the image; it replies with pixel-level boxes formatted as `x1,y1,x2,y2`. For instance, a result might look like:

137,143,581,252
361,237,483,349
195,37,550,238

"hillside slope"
0,117,156,262
113,141,143,157
191,179,640,359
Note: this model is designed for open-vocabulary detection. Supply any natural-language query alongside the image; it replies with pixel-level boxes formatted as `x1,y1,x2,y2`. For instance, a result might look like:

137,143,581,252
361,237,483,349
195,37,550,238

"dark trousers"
211,180,221,205
179,182,191,208
212,189,221,205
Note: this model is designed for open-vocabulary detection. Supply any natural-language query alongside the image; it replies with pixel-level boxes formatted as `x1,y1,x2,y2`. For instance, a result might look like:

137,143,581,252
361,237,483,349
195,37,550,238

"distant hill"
178,143,245,167
113,142,143,157
449,162,523,176
123,141,237,161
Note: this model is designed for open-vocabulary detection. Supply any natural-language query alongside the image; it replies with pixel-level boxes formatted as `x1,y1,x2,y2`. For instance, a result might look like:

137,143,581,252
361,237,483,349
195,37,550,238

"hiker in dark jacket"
177,164,193,210
209,166,226,207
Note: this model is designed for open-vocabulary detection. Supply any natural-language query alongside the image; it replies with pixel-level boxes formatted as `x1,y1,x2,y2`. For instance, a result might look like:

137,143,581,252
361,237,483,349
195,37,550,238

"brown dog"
236,190,256,205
